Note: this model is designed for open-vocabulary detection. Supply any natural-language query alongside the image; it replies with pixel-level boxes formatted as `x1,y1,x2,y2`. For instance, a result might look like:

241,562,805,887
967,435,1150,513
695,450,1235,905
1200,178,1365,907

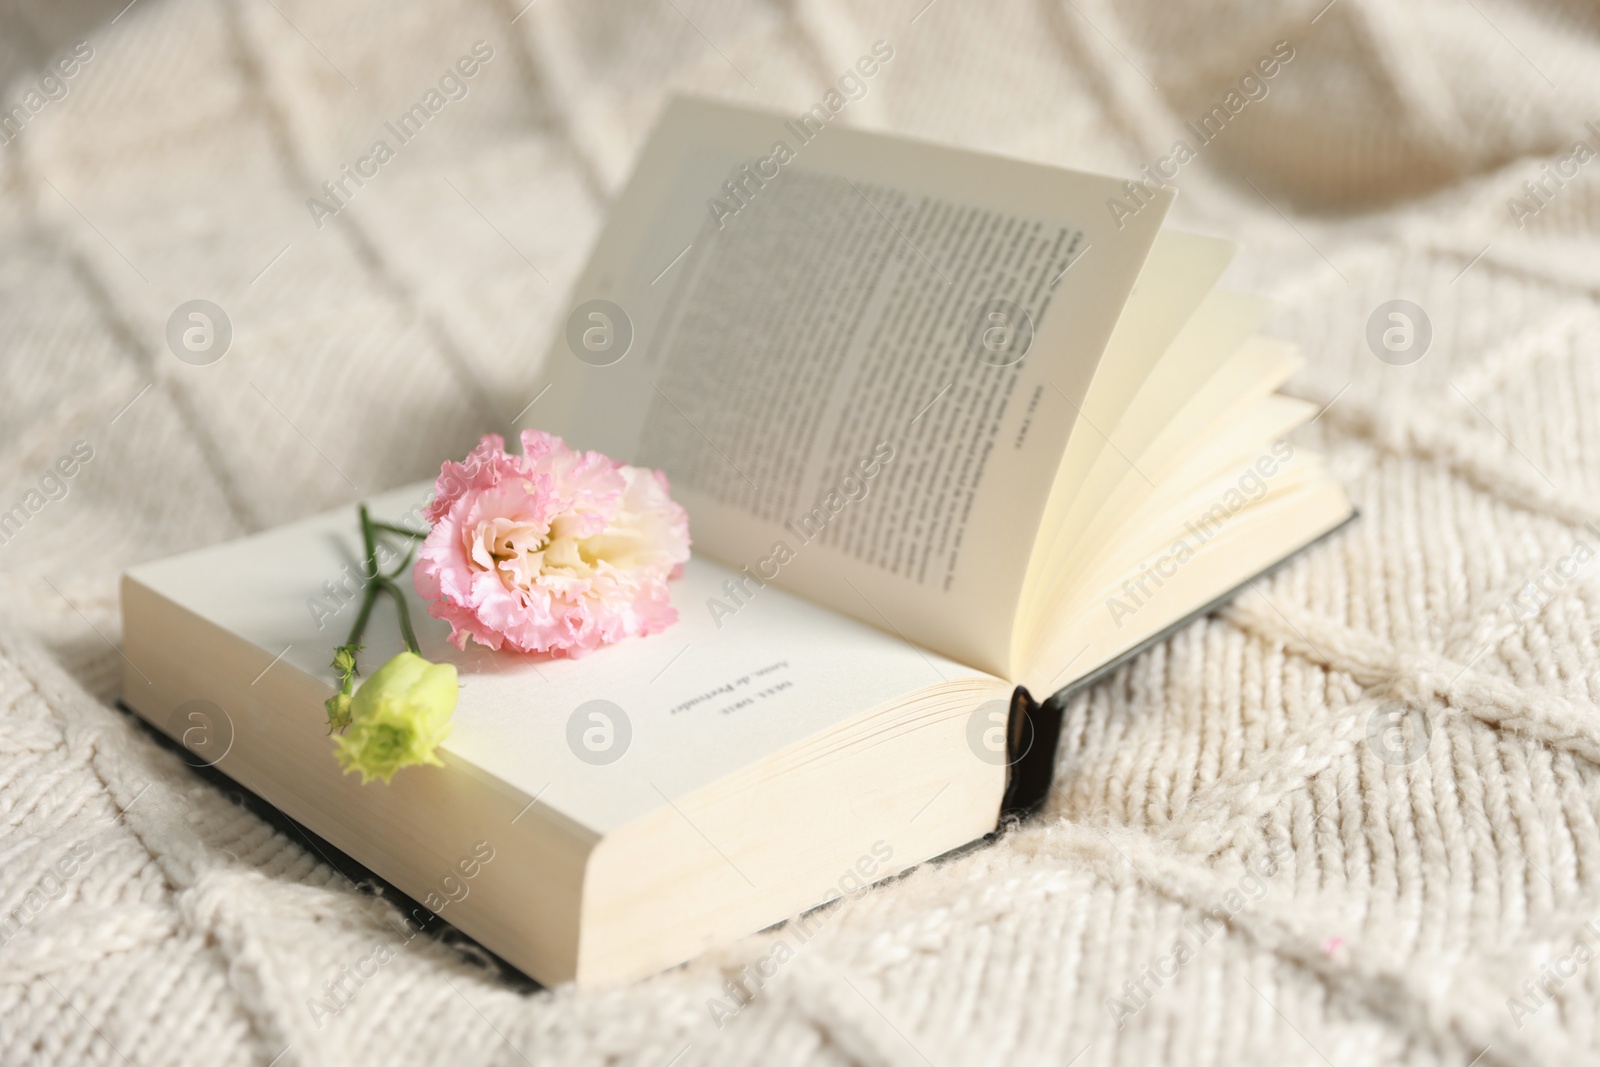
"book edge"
999,507,1360,817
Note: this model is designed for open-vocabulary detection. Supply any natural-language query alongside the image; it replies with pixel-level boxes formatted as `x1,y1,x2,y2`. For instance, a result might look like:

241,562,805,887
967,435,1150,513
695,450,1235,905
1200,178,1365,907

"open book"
120,97,1353,988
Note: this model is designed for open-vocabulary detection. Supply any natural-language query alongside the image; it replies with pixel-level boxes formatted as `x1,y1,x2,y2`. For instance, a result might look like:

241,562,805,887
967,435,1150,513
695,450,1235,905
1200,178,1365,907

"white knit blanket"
4,1,1600,1063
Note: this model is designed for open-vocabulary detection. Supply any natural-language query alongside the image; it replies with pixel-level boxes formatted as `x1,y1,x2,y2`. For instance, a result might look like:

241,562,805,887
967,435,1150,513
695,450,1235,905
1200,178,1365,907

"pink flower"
415,430,690,657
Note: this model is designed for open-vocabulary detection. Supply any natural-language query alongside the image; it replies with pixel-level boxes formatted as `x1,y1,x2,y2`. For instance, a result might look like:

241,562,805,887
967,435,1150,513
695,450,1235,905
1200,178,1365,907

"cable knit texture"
2,0,1599,1064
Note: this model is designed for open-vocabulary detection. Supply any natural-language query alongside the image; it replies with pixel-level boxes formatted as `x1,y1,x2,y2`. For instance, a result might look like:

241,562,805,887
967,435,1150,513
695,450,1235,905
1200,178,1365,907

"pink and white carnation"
415,430,690,657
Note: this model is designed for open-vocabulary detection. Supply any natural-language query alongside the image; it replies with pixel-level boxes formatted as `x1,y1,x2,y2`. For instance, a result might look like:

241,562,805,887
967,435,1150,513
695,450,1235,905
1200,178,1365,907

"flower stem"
345,505,383,649
382,579,422,656
372,520,426,541
328,506,427,727
345,572,379,649
359,503,379,572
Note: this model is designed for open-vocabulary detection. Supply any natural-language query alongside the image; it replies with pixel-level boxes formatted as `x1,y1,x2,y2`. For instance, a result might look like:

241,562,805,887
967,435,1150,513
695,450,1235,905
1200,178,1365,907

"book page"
1015,286,1268,659
535,97,1172,676
1013,234,1236,654
124,485,1002,834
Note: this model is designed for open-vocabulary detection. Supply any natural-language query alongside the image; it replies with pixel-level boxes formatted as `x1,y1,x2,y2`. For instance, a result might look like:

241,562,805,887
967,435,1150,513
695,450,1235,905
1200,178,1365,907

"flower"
334,651,458,784
415,430,690,657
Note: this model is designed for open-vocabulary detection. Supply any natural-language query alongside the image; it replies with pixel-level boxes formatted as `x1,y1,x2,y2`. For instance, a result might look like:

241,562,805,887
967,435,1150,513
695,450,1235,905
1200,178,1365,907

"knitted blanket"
3,0,1599,1063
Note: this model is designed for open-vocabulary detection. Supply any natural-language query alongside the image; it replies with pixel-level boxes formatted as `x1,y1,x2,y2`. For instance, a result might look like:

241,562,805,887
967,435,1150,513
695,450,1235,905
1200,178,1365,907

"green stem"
345,504,384,649
344,584,379,649
373,520,426,540
387,543,419,581
359,503,379,570
327,507,426,731
381,579,422,656
329,505,425,732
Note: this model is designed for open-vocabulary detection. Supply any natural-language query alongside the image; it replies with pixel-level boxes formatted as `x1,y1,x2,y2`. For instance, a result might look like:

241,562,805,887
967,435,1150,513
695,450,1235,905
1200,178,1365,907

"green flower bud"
333,651,458,784
324,691,353,732
331,645,360,676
